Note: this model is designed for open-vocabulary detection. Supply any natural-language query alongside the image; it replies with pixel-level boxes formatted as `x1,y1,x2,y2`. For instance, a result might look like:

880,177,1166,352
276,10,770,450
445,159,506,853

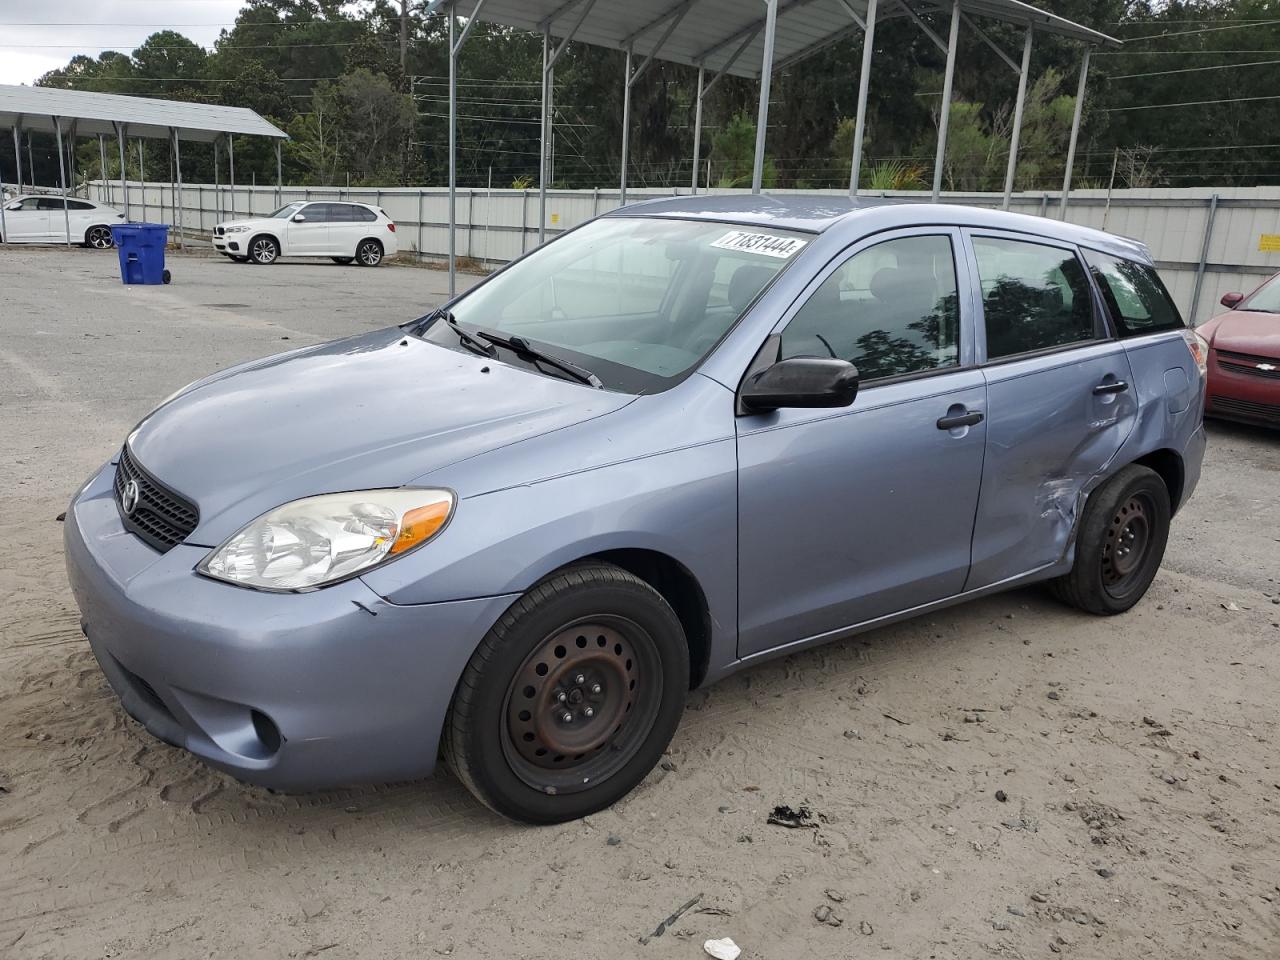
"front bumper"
1206,353,1280,426
64,460,516,791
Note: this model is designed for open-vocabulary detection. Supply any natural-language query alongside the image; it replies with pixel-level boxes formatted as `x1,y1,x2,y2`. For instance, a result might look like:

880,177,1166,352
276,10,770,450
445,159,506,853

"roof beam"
702,24,761,94
693,0,823,67
629,0,699,85
896,1,949,55
547,0,600,71
774,20,865,72
832,0,867,30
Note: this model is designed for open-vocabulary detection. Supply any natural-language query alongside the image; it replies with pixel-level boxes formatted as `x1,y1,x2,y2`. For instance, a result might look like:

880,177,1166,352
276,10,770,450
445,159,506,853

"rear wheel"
1048,465,1170,615
330,256,354,265
85,225,114,249
248,235,279,265
444,563,688,823
355,239,383,267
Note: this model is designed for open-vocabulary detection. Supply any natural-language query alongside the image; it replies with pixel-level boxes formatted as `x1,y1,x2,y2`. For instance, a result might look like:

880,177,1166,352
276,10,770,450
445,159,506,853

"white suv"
1,194,125,248
213,201,398,266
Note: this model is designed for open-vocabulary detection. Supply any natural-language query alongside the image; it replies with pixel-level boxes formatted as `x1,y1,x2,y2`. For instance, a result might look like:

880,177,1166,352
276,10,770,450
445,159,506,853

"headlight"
223,225,249,234
198,489,454,591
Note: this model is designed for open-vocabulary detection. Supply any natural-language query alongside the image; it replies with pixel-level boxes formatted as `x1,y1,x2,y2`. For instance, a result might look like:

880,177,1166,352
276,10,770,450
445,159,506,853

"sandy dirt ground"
2,246,1279,960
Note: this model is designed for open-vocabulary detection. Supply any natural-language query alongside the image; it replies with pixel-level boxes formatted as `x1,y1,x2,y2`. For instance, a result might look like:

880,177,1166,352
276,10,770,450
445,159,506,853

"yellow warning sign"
550,213,561,225
1260,234,1280,252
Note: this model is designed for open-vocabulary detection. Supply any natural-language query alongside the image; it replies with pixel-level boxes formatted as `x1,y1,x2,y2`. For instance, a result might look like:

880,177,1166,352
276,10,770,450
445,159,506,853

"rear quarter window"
1083,250,1184,337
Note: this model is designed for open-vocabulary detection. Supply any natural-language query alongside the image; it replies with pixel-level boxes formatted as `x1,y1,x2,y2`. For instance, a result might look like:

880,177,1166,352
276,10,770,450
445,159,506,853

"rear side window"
780,234,960,380
354,206,377,222
1083,250,1184,337
973,236,1095,360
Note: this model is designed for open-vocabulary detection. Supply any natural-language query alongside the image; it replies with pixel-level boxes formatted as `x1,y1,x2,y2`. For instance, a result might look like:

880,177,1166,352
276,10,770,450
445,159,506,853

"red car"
1199,275,1280,427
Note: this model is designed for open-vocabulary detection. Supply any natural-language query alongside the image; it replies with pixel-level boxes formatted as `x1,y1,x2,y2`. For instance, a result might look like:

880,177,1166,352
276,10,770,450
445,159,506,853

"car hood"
216,218,272,230
1201,310,1280,358
126,328,633,544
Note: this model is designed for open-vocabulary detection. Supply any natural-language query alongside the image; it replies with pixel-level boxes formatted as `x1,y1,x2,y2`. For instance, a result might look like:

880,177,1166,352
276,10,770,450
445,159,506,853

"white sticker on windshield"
710,230,808,259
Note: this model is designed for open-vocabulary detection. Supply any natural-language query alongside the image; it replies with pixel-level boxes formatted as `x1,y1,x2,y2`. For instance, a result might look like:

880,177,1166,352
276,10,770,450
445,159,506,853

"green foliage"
711,114,777,189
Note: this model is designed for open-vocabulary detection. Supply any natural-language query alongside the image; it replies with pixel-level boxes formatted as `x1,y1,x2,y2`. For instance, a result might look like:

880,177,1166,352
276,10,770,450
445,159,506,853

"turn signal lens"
391,501,451,554
1182,329,1209,377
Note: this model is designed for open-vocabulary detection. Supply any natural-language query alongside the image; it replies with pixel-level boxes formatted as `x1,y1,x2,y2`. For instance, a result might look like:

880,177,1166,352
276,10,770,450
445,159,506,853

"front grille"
114,446,199,553
1216,349,1280,380
1209,395,1280,423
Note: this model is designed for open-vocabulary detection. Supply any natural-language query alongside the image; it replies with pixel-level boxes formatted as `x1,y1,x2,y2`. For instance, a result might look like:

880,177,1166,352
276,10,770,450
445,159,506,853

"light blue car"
65,196,1207,822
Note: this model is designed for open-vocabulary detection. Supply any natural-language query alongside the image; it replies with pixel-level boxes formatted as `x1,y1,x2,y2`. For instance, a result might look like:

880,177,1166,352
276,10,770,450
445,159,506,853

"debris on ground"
767,805,815,829
639,894,702,944
702,937,741,960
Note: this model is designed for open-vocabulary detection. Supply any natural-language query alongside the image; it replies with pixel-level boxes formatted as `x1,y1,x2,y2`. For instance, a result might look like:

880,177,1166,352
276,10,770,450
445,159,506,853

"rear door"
331,204,365,255
284,202,331,255
964,231,1138,590
5,197,49,241
736,229,988,657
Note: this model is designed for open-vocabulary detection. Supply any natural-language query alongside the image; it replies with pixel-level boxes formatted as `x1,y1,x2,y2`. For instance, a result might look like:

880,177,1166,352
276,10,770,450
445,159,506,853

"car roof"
607,194,1153,264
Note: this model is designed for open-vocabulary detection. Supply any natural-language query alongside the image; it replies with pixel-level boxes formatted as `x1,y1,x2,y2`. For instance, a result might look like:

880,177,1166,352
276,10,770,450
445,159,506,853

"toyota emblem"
121,479,141,516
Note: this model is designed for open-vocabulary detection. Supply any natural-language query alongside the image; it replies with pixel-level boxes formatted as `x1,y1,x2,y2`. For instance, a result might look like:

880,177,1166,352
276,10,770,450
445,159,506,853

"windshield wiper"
470,328,604,390
409,306,495,358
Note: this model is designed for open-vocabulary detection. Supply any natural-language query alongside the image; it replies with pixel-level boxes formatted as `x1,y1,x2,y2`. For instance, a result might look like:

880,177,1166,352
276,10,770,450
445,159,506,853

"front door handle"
1093,380,1129,395
937,410,984,430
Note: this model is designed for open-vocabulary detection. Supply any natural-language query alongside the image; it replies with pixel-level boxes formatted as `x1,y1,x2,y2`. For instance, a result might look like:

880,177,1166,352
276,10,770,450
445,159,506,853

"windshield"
1242,276,1280,313
419,217,809,392
268,202,306,219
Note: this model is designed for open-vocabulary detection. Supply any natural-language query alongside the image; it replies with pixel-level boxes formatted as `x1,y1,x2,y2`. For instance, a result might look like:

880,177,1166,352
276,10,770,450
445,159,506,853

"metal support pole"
932,0,961,202
98,134,108,203
227,134,236,220
12,122,22,190
137,139,146,222
620,46,633,204
1060,47,1091,218
1002,27,1033,210
539,28,551,243
0,160,7,243
116,122,129,220
213,136,221,223
691,65,705,194
172,128,184,249
1189,193,1220,326
276,140,283,208
67,122,77,197
849,0,877,195
751,0,778,194
449,6,458,295
53,116,71,247
26,135,33,189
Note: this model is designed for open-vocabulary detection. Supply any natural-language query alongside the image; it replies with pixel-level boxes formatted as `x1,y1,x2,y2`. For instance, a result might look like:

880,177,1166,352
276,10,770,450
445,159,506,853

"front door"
736,230,987,658
963,231,1138,589
284,202,331,255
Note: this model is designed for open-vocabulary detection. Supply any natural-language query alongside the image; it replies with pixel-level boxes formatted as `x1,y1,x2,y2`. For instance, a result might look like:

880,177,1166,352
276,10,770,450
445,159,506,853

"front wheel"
444,563,689,823
1048,465,1171,615
355,239,383,267
85,225,114,249
248,235,279,265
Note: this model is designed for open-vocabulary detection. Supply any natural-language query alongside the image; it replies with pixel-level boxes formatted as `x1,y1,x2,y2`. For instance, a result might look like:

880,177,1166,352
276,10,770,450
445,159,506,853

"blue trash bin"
110,223,171,285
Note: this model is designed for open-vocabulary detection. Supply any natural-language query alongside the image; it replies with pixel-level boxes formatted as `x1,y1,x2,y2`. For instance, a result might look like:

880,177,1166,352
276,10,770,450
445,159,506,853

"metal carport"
426,0,1119,294
0,83,287,249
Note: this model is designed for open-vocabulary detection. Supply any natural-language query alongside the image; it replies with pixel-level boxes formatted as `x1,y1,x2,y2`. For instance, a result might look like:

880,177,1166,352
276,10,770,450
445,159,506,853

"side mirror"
292,213,307,222
1220,291,1244,309
740,357,859,413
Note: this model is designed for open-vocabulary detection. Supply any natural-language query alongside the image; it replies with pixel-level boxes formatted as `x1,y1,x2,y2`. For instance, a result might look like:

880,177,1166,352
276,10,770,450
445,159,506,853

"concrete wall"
88,179,1280,325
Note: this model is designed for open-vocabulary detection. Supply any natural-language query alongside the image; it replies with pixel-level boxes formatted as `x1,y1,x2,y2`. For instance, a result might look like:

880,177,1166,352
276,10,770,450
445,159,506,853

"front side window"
973,236,1096,360
780,234,960,380
1236,275,1280,313
420,217,809,392
1084,250,1183,337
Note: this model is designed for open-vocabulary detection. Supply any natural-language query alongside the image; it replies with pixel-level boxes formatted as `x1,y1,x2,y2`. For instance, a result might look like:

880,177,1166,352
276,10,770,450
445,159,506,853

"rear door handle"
936,411,984,430
1093,380,1129,395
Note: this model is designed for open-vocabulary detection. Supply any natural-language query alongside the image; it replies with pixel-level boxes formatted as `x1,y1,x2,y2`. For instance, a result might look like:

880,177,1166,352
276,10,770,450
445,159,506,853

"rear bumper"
64,460,516,791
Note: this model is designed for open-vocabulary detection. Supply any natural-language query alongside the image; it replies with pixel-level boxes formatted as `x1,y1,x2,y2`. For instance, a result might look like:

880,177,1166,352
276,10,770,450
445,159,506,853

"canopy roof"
0,84,288,142
451,0,1119,80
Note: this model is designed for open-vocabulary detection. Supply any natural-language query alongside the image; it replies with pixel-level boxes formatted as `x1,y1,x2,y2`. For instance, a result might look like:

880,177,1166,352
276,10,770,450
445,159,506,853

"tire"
1048,464,1171,615
444,563,689,824
248,235,280,265
331,256,354,265
355,239,383,267
85,225,114,249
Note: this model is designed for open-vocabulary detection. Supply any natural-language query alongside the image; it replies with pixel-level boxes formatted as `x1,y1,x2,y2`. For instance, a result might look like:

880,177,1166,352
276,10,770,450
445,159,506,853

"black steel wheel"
355,239,383,266
249,235,279,265
1048,464,1170,615
85,225,114,249
444,563,688,823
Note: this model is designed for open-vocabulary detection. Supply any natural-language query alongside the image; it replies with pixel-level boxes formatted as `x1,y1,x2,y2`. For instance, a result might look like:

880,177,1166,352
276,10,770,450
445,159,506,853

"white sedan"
1,194,125,248
213,200,399,266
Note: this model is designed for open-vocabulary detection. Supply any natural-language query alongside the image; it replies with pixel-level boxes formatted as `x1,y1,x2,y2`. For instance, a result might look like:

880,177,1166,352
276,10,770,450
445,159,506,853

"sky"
0,0,248,86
